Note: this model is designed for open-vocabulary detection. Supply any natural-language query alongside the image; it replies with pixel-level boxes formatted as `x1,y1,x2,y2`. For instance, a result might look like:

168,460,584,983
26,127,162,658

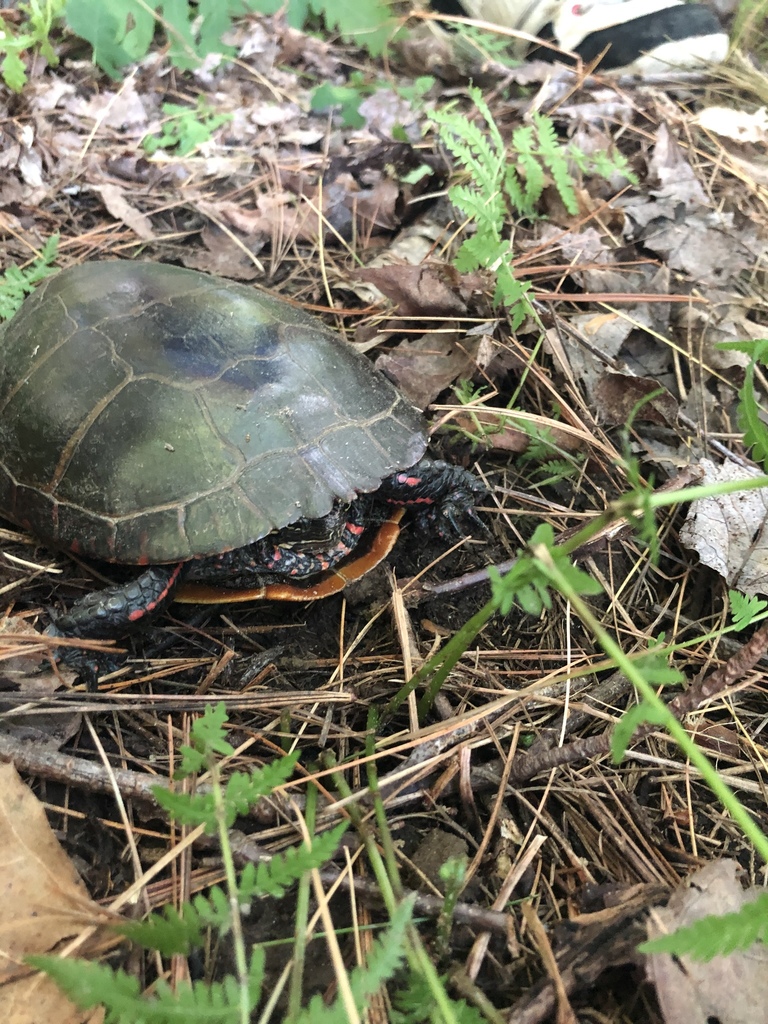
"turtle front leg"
46,563,185,642
377,458,486,537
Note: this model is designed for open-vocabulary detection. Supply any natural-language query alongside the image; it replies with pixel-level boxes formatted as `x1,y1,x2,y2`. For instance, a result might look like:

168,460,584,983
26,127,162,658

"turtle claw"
378,458,487,541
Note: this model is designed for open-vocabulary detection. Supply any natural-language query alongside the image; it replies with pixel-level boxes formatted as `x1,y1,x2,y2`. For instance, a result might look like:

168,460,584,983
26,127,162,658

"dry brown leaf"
0,763,115,1023
61,77,148,131
355,263,467,318
645,860,768,1024
678,460,768,596
92,184,155,240
376,331,477,409
452,409,587,454
593,372,678,427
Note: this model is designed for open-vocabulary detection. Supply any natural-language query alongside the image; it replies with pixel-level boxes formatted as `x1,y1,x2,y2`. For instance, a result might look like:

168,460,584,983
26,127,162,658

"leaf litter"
0,6,767,1023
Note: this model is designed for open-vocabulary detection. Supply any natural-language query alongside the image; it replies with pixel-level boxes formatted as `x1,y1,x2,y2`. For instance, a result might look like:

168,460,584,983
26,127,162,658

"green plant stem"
287,785,315,1020
328,759,461,1024
210,757,251,1024
532,542,768,865
390,473,768,722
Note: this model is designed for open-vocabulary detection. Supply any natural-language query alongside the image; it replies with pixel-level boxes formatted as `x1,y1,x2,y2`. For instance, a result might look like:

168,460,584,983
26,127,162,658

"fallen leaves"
679,460,768,596
0,764,116,1024
646,860,768,1024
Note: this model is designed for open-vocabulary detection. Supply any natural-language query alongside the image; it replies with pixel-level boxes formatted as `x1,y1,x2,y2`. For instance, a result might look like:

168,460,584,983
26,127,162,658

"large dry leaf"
678,460,768,596
593,372,678,427
0,763,114,1023
646,860,768,1024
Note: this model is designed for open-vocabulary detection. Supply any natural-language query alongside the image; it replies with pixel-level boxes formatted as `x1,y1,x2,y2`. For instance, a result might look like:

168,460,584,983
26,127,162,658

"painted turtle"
0,261,483,658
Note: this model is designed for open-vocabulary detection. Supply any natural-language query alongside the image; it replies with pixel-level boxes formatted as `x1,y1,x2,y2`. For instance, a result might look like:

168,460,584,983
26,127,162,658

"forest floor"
0,5,767,1023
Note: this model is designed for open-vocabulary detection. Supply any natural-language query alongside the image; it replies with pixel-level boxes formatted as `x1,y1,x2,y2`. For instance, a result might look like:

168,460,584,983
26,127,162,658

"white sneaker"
435,0,728,71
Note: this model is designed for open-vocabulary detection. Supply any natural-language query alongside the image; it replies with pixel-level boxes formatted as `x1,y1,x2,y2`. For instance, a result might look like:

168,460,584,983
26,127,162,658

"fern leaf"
494,267,530,327
502,164,527,218
730,591,768,631
518,150,546,218
293,897,415,1023
154,751,299,832
453,231,505,274
0,235,59,320
448,184,504,227
192,885,233,933
238,822,348,900
532,112,578,215
120,902,205,956
28,957,143,1015
348,896,413,1004
153,786,218,831
640,892,768,960
431,90,505,195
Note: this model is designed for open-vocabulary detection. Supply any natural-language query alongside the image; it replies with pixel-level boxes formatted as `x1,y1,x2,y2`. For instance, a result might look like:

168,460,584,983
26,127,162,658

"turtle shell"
0,261,427,564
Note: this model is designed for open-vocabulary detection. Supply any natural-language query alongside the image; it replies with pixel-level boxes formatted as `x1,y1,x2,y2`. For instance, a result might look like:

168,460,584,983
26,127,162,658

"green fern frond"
293,897,414,1024
532,113,578,214
730,590,768,631
238,822,348,899
532,458,581,483
0,235,59,320
223,753,300,821
448,184,505,227
192,885,233,933
28,957,142,1017
508,130,546,218
453,230,506,274
119,902,205,956
640,892,768,960
153,751,300,833
30,951,264,1022
392,969,486,1024
503,166,527,217
494,266,530,326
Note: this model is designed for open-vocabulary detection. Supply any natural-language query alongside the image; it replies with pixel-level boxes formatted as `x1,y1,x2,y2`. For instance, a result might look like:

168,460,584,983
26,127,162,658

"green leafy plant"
430,88,637,327
0,0,64,92
0,235,59,320
30,703,352,1023
516,420,585,484
729,590,768,632
143,100,233,156
376,460,768,965
311,73,435,132
63,0,395,80
720,338,768,471
31,701,492,1021
430,88,532,327
311,72,378,129
639,891,768,959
